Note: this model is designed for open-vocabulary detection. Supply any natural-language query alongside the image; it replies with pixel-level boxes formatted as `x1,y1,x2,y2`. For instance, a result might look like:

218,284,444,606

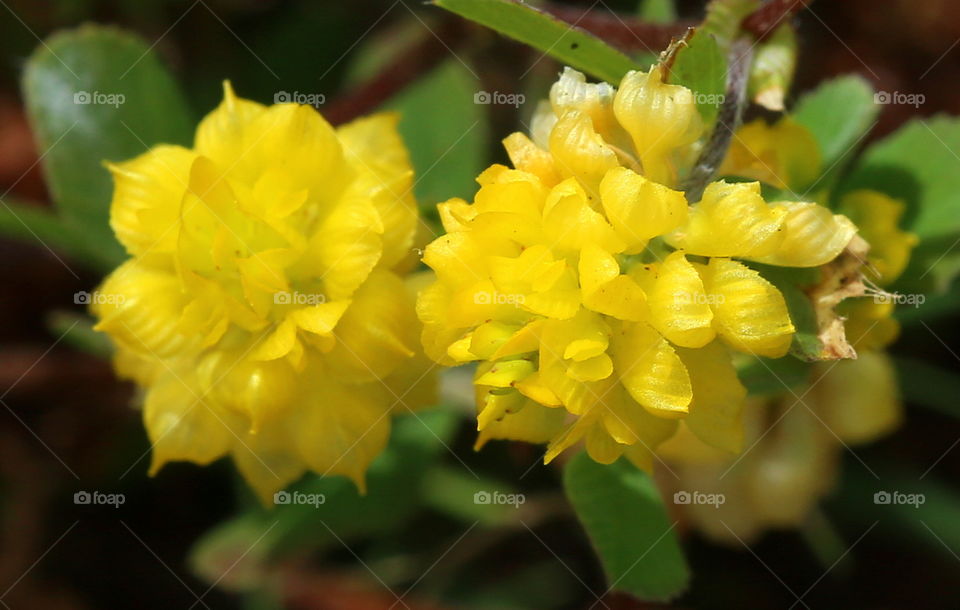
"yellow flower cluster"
91,83,434,501
418,67,856,469
662,122,917,541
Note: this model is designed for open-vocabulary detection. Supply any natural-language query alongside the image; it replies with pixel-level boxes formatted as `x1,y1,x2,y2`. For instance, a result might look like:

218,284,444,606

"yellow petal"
610,321,692,416
839,190,918,285
613,66,703,186
646,251,715,348
598,376,678,450
750,201,857,267
719,118,822,190
677,341,747,453
548,110,619,195
328,270,417,382
230,423,308,505
301,195,383,302
702,257,795,357
107,145,195,260
840,298,900,351
437,197,476,233
92,260,197,358
541,178,625,254
145,368,236,475
668,181,787,258
250,318,299,361
290,366,393,493
599,166,688,252
502,132,561,187
475,359,536,388
476,399,567,449
336,112,418,269
585,422,624,464
194,81,267,175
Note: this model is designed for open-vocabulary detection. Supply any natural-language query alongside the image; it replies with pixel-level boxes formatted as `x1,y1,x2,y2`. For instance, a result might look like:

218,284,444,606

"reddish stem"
741,0,813,41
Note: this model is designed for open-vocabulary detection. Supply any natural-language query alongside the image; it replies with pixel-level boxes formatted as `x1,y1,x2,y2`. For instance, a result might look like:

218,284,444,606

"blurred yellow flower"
719,117,822,191
418,67,856,470
92,83,435,502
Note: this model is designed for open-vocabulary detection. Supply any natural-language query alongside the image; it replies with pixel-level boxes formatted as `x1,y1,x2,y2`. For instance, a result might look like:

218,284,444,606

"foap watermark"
273,490,326,507
673,490,725,508
874,91,925,108
474,290,525,306
474,490,525,508
274,91,326,106
474,90,525,108
674,291,725,306
274,291,326,305
693,92,725,108
73,90,125,107
874,490,925,508
74,290,125,306
74,490,125,508
873,292,925,308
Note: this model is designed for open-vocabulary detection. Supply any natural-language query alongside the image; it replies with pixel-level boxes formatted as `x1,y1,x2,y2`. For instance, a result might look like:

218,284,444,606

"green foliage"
895,357,960,420
840,117,960,292
738,354,811,395
433,0,640,84
668,31,726,123
563,453,688,601
21,25,194,270
387,61,489,209
0,198,105,268
637,0,677,24
794,75,878,174
190,409,460,586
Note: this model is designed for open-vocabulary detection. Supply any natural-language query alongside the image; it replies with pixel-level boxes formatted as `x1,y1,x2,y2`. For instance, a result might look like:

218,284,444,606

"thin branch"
682,37,754,201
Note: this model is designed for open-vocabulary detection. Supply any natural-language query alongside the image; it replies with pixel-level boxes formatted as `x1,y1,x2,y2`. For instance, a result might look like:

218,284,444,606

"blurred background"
1,0,959,608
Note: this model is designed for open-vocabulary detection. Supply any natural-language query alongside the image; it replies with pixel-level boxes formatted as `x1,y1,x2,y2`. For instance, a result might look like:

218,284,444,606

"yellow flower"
418,67,856,470
92,83,435,502
719,117,822,191
839,189,917,286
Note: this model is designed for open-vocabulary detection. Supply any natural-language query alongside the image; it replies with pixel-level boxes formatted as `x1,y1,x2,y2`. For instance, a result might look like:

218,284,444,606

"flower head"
92,83,435,501
418,67,856,468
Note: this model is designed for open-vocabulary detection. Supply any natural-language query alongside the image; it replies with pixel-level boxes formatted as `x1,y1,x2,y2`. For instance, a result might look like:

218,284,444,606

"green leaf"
668,31,726,124
894,357,960,420
563,453,688,601
839,117,960,292
421,465,522,526
637,0,677,24
841,117,960,240
47,311,113,359
0,198,114,271
793,75,878,173
387,61,488,210
737,354,810,396
433,0,639,84
22,24,194,267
